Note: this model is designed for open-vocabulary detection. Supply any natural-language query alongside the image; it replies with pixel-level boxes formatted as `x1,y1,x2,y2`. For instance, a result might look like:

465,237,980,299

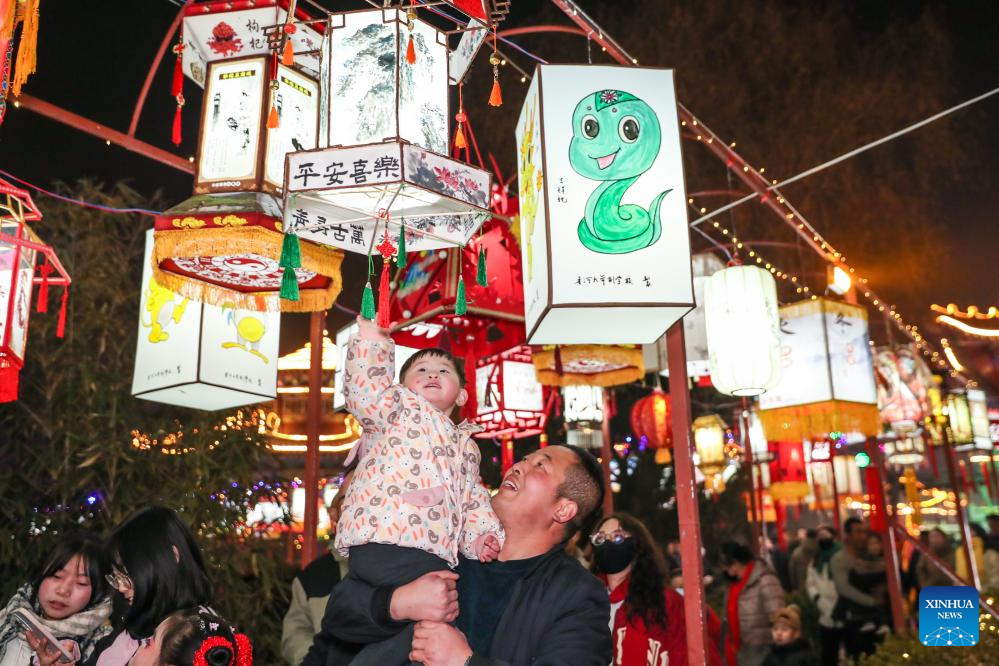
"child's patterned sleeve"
458,478,505,560
343,334,397,437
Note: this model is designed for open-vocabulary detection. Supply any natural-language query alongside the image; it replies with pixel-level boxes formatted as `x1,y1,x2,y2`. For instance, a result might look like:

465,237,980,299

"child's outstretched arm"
459,479,505,561
344,316,397,442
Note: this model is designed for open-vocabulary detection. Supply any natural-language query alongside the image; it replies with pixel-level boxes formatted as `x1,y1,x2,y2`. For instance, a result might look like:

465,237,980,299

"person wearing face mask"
804,526,842,666
719,541,785,666
591,514,721,666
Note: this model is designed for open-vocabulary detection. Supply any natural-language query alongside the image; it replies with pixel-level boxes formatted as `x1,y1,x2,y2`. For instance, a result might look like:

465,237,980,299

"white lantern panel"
198,57,267,186
132,231,279,411
285,141,491,254
516,74,550,329
182,6,322,86
449,20,488,85
0,246,13,351
264,65,320,189
564,385,604,423
325,9,448,153
6,246,35,359
332,321,418,410
704,265,781,397
968,389,992,451
758,299,877,410
516,65,693,344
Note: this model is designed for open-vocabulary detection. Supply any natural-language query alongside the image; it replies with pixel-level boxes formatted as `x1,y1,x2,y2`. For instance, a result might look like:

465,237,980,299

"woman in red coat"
591,513,722,666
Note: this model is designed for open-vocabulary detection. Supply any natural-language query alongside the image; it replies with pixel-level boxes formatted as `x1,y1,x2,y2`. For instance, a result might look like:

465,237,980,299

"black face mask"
818,538,835,550
723,571,741,583
593,537,637,574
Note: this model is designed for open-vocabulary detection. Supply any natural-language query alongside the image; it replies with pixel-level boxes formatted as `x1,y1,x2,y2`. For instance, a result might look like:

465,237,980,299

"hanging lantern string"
0,168,162,216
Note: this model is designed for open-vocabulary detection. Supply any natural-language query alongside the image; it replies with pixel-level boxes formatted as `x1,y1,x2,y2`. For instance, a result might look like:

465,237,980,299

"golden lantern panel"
532,344,644,387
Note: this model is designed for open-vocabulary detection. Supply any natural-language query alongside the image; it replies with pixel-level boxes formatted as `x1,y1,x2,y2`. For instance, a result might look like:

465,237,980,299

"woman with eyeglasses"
32,507,214,666
0,531,112,665
590,513,722,666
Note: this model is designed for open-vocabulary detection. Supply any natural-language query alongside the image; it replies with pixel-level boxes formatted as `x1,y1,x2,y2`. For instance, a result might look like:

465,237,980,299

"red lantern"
768,440,809,502
472,345,552,440
0,178,71,402
630,388,673,463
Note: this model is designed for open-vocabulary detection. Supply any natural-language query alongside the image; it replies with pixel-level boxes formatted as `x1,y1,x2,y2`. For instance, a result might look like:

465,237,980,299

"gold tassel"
267,101,279,129
454,124,467,149
12,0,40,97
281,38,294,66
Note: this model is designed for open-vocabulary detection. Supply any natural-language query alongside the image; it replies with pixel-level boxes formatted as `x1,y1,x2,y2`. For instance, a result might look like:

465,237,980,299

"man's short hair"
844,517,864,535
720,541,754,565
556,445,605,540
399,348,465,386
987,514,999,523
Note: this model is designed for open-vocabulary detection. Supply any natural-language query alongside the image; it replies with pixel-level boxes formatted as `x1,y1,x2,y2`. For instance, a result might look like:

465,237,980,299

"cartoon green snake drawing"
569,89,670,254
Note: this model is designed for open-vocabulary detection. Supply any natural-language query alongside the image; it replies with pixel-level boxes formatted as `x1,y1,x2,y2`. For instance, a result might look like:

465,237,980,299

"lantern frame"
194,55,320,195
473,345,550,439
693,414,728,475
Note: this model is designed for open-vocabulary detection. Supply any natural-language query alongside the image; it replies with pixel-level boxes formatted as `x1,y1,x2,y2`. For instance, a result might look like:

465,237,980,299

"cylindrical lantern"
693,414,728,491
630,388,673,463
704,264,781,396
768,440,810,502
565,385,604,450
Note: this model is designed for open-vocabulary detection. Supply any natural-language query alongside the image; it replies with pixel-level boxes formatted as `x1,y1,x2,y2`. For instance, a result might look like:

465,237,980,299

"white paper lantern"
132,230,279,411
704,265,781,397
515,65,694,344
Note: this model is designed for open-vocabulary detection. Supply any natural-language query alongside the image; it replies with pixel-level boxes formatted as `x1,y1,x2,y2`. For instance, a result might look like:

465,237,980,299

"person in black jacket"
761,605,811,666
301,444,612,666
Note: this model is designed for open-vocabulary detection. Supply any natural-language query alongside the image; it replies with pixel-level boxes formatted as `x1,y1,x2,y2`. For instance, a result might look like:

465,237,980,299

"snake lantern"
569,90,671,254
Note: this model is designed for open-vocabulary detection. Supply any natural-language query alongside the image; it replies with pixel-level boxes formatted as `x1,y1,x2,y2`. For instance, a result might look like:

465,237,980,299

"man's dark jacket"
302,545,612,666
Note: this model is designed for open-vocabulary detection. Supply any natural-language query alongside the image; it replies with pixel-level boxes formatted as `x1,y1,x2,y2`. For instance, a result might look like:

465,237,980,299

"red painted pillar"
871,443,908,633
666,322,709,666
302,310,325,567
600,391,614,516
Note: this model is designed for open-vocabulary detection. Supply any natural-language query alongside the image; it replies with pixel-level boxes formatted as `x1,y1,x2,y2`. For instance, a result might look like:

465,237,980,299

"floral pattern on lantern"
630,388,673,463
704,264,781,397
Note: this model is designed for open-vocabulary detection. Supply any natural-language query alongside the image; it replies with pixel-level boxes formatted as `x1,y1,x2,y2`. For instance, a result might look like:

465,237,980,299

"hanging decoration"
703,263,781,396
151,192,343,312
514,65,694,344
758,298,879,440
630,388,673,463
767,440,810,502
807,452,863,511
692,414,728,492
473,345,550,439
883,433,926,466
0,177,70,402
564,385,605,450
945,391,974,448
133,230,279,411
642,252,725,379
532,344,644,387
874,344,934,432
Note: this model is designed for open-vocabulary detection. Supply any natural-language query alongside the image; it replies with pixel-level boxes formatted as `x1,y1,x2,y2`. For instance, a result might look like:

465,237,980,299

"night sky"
2,0,996,357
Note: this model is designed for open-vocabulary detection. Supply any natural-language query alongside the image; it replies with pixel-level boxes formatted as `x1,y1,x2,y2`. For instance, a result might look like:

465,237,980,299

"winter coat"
602,575,722,666
787,539,816,594
310,544,612,666
336,336,503,567
916,548,955,589
761,639,812,666
723,560,785,661
281,551,347,666
805,558,840,629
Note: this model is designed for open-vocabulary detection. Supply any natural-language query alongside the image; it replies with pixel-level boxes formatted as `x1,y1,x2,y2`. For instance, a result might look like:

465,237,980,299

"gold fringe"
11,0,39,97
769,481,811,502
151,228,344,313
759,400,880,440
1,1,17,44
533,345,644,387
654,447,672,465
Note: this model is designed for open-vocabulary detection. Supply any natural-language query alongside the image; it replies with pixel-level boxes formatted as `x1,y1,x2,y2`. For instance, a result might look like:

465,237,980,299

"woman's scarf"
0,584,112,663
814,542,842,574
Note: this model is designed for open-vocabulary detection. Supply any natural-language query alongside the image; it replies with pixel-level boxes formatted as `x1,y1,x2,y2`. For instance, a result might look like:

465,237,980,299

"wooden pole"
600,391,614,516
302,310,324,567
740,400,762,558
666,322,708,666
871,444,907,633
940,426,981,589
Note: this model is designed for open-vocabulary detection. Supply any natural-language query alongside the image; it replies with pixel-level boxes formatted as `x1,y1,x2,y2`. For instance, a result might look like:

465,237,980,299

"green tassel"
360,280,376,320
455,275,467,316
280,269,300,301
476,245,487,287
397,226,407,270
279,232,301,269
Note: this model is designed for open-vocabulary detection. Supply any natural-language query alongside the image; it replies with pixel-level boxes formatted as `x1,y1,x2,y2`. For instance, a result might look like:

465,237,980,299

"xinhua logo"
919,586,979,646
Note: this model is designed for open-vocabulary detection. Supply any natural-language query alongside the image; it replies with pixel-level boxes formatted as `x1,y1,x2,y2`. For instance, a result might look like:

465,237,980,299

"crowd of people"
6,320,997,666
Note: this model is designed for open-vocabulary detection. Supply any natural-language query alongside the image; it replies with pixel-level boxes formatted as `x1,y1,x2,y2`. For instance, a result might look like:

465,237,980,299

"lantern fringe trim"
758,401,880,441
768,481,811,502
532,345,644,387
150,228,344,313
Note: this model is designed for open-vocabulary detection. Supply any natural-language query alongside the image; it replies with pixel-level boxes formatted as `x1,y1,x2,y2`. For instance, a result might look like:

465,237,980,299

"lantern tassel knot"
360,280,376,320
279,231,302,269
36,260,52,313
454,274,467,316
476,244,487,287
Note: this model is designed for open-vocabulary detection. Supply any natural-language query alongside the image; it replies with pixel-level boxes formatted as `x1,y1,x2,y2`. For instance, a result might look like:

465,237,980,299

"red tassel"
454,124,467,150
553,345,563,376
488,78,502,107
282,39,295,67
171,44,184,97
172,101,183,146
267,103,279,129
405,34,416,64
56,288,68,339
36,261,51,313
376,258,392,328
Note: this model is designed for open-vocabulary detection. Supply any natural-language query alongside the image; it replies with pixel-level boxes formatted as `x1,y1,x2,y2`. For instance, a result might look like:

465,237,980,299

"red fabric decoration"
234,633,253,666
56,287,68,338
376,257,391,328
0,364,19,403
488,78,502,107
36,259,52,313
171,42,184,97
193,636,234,666
172,96,184,146
405,34,416,64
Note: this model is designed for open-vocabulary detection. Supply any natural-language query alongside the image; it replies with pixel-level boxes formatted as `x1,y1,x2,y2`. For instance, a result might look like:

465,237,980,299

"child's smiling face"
402,354,467,414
